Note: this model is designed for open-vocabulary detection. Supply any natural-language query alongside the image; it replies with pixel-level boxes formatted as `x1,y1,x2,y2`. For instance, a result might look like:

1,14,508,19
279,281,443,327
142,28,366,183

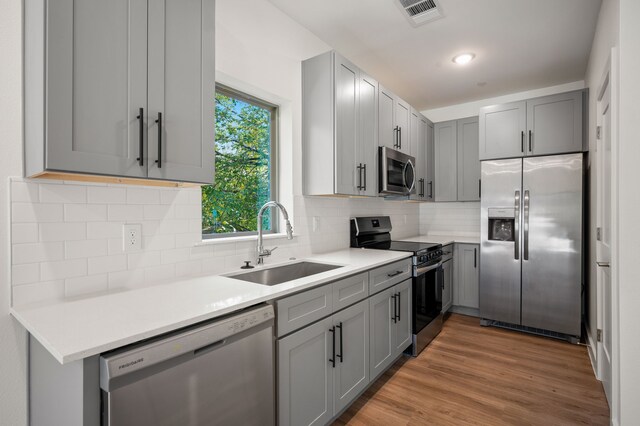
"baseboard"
586,327,599,380
449,305,480,317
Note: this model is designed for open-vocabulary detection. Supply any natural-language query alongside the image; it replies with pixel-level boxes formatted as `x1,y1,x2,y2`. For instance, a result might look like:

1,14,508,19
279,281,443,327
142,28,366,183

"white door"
596,68,613,406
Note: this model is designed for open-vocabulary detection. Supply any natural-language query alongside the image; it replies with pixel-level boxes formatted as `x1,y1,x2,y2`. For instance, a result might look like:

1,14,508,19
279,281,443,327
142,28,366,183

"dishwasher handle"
100,304,274,391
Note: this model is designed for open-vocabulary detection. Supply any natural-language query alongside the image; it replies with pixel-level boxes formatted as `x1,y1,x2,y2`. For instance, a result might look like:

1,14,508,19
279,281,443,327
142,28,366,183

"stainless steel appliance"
480,153,584,339
379,146,416,196
100,304,275,426
350,216,443,355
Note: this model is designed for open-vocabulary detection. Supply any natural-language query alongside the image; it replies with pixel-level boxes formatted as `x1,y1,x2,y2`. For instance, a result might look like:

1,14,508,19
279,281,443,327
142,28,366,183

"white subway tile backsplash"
88,255,127,275
108,205,143,221
11,223,38,244
12,264,40,285
64,204,107,222
127,188,160,205
65,274,108,298
11,181,39,202
10,179,470,307
128,251,161,269
39,222,86,242
87,187,126,204
13,242,64,264
12,203,63,223
40,259,87,281
65,239,108,259
87,222,122,239
40,184,86,204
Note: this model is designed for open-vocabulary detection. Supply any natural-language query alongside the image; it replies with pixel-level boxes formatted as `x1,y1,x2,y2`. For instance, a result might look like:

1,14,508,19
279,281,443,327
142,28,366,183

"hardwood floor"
334,314,609,426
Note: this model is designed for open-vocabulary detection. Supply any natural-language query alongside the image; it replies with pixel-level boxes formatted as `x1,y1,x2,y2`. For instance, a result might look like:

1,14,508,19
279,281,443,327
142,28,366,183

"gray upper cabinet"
425,122,435,201
526,91,583,156
377,85,411,154
147,0,216,183
479,101,526,160
457,117,481,201
409,110,425,201
302,51,377,196
479,90,585,161
24,0,215,184
434,120,458,202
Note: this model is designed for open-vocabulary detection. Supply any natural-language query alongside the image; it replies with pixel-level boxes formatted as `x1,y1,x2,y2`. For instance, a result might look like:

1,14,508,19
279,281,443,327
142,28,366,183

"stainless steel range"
350,216,443,356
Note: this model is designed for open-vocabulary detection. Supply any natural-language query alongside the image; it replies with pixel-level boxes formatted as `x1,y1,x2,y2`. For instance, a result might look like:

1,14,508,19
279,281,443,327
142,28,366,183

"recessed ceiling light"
452,53,475,65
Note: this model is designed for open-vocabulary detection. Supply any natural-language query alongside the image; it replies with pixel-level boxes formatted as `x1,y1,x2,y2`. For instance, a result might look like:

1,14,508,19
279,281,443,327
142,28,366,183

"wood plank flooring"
334,314,609,426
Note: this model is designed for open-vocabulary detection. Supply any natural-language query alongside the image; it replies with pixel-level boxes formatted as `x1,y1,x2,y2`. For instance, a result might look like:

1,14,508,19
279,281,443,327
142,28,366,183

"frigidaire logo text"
118,358,144,370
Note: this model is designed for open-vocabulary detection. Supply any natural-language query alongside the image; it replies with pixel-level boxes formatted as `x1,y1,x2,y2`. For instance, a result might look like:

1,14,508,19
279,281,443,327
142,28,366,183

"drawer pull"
387,270,403,278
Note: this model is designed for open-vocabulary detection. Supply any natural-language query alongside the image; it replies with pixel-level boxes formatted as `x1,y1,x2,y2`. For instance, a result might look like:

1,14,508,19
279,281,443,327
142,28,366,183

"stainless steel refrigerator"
479,153,584,337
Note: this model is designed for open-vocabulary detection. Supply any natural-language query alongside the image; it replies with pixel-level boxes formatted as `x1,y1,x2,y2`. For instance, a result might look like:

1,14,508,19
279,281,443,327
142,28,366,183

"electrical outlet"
123,224,142,252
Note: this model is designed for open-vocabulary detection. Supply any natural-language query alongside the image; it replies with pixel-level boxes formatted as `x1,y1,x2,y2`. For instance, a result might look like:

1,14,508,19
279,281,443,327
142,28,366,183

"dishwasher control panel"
100,304,274,390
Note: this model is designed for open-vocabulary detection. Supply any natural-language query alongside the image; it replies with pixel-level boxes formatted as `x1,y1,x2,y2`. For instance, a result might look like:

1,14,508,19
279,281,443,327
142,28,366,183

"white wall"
583,0,619,382
421,81,585,123
0,0,28,424
617,0,640,422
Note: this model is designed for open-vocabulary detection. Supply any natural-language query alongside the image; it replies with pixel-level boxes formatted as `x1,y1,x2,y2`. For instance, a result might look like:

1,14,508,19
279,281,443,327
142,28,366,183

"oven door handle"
415,261,443,275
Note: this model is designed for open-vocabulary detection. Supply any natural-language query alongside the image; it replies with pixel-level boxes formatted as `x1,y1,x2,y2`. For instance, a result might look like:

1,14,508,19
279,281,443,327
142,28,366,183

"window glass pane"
202,90,274,236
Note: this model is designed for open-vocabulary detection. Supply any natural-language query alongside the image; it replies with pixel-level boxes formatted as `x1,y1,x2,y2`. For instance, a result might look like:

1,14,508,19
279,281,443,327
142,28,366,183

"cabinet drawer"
368,259,412,294
332,272,369,312
276,284,333,336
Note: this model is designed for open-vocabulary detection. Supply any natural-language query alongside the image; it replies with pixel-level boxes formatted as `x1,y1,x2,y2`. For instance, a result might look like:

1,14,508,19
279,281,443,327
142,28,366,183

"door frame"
593,47,620,424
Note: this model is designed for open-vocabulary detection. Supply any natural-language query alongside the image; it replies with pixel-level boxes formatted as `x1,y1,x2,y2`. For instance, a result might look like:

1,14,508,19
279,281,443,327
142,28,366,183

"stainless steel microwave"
378,146,416,196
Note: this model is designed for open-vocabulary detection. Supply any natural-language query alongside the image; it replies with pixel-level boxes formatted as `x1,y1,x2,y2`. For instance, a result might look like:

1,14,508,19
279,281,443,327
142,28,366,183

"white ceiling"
268,0,602,110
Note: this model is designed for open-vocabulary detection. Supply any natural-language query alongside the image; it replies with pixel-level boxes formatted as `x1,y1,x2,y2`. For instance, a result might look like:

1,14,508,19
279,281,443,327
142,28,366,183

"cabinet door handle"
396,292,401,321
391,294,397,323
329,326,336,368
155,112,163,168
387,270,403,278
336,322,343,363
528,130,532,153
478,179,481,199
356,163,363,190
363,163,367,191
521,130,524,153
394,126,399,148
136,108,144,166
428,181,433,199
474,248,477,268
398,126,402,149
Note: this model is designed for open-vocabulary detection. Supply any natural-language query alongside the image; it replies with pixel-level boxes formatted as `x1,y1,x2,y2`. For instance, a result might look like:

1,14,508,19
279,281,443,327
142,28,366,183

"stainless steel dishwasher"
99,304,275,426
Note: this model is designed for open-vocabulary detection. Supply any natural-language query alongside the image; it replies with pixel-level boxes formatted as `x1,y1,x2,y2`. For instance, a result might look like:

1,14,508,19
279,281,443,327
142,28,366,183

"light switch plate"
123,224,142,252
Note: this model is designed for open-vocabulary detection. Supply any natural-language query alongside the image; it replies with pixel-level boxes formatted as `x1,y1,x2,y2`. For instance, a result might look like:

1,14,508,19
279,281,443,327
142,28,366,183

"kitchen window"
202,85,278,239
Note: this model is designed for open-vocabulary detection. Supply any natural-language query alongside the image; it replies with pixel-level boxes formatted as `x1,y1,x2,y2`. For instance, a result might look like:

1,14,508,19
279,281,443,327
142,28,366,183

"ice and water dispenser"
488,208,515,241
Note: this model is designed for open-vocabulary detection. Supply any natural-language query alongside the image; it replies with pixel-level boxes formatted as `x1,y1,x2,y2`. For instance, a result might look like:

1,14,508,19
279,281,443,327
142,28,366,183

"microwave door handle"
403,159,415,194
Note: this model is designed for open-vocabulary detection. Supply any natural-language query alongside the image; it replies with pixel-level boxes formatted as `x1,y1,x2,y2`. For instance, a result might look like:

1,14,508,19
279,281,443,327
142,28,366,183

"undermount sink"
229,261,343,286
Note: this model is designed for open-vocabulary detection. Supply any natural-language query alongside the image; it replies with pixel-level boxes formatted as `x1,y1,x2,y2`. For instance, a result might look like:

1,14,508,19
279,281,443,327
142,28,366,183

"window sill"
196,233,298,246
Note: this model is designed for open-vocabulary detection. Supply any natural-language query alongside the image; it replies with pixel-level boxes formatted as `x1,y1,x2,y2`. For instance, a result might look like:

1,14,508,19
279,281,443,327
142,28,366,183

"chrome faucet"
256,201,294,264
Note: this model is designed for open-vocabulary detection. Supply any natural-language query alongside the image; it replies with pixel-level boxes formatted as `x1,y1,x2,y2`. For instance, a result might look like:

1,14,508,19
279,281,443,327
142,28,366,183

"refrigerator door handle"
514,190,520,260
523,190,530,260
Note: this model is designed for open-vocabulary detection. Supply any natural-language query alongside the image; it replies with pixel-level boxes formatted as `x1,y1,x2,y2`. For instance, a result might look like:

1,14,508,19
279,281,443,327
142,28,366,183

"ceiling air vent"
396,0,443,26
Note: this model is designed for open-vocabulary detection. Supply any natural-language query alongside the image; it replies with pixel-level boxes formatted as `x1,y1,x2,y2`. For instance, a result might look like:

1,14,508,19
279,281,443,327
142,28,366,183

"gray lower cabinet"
278,300,369,426
479,90,585,160
302,51,378,196
278,317,334,426
457,117,481,201
442,258,453,313
24,0,215,184
434,120,458,202
454,244,480,309
369,279,412,379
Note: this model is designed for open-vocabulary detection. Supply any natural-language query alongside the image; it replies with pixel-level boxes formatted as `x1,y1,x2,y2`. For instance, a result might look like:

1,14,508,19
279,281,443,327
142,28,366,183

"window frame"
202,84,279,240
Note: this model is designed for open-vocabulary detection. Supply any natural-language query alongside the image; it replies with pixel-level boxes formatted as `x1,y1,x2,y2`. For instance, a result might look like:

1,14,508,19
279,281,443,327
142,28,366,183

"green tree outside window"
202,90,275,236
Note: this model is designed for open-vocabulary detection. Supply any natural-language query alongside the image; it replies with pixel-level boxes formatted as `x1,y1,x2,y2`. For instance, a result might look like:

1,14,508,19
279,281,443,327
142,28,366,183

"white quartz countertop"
11,248,410,364
401,234,480,246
